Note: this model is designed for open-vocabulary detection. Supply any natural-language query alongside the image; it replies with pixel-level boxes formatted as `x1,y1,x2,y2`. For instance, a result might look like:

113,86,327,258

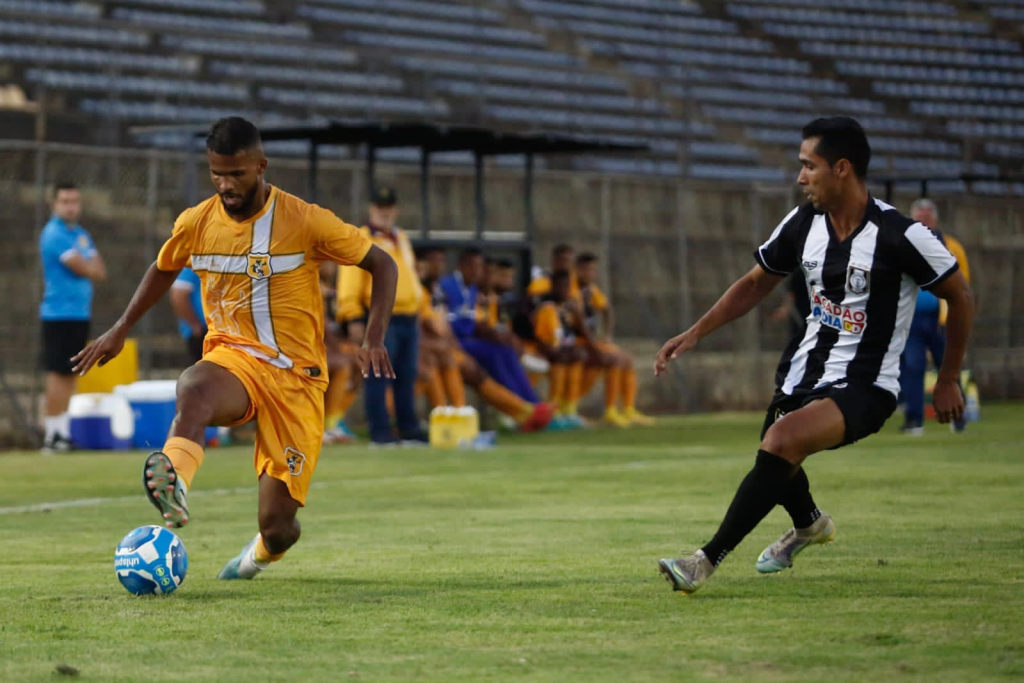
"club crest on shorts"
247,252,272,280
284,447,306,476
847,264,870,294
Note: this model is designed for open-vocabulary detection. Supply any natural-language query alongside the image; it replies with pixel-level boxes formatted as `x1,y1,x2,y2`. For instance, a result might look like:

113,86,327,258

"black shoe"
41,435,75,454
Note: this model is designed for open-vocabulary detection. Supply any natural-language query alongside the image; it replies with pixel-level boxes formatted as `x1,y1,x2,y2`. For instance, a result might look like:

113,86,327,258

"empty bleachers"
0,0,1018,185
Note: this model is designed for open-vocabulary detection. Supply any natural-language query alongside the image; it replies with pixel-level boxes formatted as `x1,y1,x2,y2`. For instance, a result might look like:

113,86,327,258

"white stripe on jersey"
781,214,829,394
877,275,920,396
817,223,879,388
248,199,292,370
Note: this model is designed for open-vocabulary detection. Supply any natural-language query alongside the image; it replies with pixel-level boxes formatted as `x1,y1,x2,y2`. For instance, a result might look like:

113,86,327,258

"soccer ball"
114,525,188,596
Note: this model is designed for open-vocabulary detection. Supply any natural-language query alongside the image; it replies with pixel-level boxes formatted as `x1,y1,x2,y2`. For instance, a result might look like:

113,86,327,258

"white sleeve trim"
58,248,79,264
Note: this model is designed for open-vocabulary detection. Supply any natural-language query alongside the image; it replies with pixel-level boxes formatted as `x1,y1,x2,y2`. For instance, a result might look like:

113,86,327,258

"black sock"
780,466,820,530
701,450,795,567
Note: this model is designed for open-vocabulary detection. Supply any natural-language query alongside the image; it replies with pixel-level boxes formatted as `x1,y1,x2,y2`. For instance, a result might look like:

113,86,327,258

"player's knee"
174,371,216,423
760,422,806,465
461,363,483,387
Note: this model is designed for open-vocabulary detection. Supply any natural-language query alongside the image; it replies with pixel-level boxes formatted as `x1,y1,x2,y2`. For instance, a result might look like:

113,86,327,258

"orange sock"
565,362,584,413
163,436,204,491
338,384,358,417
441,365,466,407
581,366,602,398
478,377,531,420
548,364,567,405
255,534,286,563
605,366,622,411
622,367,638,410
527,370,544,387
422,368,446,407
324,365,351,427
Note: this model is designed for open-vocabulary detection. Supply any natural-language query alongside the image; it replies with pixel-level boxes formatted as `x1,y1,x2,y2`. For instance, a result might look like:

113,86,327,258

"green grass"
2,406,1023,682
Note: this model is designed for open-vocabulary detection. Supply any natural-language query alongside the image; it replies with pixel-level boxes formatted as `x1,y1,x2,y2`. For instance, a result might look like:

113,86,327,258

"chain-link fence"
2,141,1022,445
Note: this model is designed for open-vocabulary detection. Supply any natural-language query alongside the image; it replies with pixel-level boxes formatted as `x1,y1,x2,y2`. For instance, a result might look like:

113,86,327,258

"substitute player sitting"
574,252,654,427
654,117,973,594
72,117,399,581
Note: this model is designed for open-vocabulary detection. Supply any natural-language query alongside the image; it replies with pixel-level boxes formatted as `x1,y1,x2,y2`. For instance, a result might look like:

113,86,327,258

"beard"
219,183,260,217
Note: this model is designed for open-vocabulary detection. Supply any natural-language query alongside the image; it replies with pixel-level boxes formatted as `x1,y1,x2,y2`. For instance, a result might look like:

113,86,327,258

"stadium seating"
0,0,1018,183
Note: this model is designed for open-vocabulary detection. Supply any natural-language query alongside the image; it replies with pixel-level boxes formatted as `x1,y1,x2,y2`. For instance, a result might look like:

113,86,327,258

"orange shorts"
203,344,325,506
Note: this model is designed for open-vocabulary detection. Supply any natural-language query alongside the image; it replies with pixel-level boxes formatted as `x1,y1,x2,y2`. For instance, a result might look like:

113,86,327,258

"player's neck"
827,185,869,240
228,182,271,223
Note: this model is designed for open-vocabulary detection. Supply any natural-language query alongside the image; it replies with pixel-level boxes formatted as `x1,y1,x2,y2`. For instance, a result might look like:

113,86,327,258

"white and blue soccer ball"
114,525,188,596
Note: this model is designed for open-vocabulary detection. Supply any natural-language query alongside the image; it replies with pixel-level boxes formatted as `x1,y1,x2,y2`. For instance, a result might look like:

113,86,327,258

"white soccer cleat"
756,514,836,574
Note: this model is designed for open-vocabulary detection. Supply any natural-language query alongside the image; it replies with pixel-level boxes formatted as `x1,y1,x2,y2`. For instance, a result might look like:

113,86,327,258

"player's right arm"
654,206,806,376
71,209,197,375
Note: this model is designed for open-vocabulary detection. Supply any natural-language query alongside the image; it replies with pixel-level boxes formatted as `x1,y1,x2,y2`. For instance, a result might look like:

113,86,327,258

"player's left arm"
354,245,398,379
311,209,398,378
930,271,974,424
901,222,974,423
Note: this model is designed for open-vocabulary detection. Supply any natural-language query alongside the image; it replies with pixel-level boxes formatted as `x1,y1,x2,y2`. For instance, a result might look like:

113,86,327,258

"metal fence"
2,140,1022,445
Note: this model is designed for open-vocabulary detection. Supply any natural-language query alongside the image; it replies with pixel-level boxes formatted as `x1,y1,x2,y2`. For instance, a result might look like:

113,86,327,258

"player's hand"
358,342,395,379
653,330,698,377
932,377,964,424
70,324,128,376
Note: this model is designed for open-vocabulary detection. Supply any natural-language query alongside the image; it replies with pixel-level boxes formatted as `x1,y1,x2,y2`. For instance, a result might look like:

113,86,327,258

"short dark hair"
485,256,497,266
551,268,571,284
576,252,598,266
415,246,443,261
802,117,870,180
459,246,483,264
206,116,263,156
552,243,574,259
54,181,77,194
495,258,515,269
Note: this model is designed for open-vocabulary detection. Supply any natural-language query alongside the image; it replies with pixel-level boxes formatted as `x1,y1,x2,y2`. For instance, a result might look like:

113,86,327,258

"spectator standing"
337,186,428,446
38,182,106,452
899,198,970,434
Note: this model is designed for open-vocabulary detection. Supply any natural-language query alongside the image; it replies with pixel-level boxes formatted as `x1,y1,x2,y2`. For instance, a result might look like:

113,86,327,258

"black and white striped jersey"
755,196,959,397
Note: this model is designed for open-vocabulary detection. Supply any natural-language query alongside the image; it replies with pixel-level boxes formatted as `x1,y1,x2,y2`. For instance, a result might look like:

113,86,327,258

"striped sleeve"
900,222,959,290
754,205,804,276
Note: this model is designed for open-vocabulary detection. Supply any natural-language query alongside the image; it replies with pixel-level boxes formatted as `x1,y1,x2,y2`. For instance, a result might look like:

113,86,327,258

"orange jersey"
527,272,580,300
156,186,372,387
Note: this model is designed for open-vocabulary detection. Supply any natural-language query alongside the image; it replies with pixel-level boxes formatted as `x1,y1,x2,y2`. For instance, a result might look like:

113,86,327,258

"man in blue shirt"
38,182,106,452
441,247,538,403
170,267,207,364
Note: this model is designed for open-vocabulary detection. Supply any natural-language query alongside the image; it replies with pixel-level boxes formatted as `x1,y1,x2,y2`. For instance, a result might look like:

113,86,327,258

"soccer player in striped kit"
654,117,974,594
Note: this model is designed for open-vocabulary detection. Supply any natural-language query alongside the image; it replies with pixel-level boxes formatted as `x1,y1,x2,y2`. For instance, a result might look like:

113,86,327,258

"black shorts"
761,382,898,449
41,319,90,375
186,334,205,365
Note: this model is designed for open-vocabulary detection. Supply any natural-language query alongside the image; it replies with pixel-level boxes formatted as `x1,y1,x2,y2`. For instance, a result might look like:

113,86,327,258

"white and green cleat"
658,549,715,595
142,451,189,529
756,513,836,574
217,534,266,580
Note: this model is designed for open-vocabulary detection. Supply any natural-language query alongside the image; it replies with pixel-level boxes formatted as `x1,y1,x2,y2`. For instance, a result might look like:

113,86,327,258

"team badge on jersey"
847,265,870,294
284,447,306,476
247,253,272,280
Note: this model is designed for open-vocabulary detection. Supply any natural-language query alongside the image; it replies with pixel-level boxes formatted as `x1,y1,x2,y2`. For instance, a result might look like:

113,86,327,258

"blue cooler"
68,393,134,450
114,380,218,449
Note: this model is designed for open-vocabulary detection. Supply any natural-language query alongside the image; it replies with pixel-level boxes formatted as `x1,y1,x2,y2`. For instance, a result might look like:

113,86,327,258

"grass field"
2,405,1022,682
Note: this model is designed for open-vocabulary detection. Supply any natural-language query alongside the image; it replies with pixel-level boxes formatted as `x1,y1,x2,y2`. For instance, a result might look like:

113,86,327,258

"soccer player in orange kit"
72,117,399,580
